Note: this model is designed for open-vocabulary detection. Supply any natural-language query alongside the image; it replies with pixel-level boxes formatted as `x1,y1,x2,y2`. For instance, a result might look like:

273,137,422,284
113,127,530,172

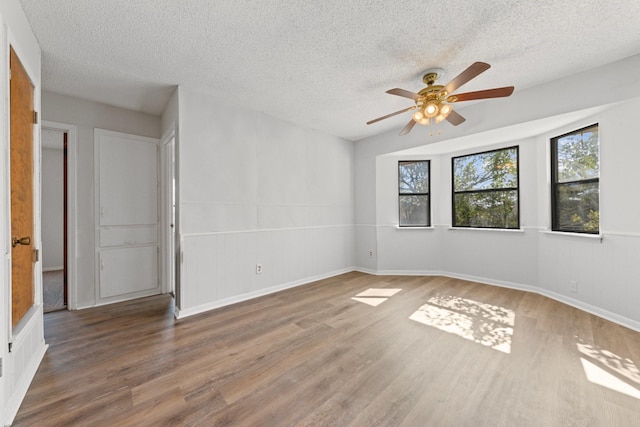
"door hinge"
34,248,39,262
33,111,38,124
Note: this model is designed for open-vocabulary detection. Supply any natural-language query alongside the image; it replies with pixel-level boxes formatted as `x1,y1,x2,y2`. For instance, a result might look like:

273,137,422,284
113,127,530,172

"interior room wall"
436,137,539,288
41,144,64,270
354,55,640,332
161,87,179,137
41,91,161,307
354,153,378,271
176,87,355,317
374,154,443,274
536,98,640,328
1,0,47,424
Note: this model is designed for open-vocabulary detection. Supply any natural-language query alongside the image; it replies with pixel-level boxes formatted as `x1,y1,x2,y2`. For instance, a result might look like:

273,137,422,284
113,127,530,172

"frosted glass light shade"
440,104,452,117
424,102,439,118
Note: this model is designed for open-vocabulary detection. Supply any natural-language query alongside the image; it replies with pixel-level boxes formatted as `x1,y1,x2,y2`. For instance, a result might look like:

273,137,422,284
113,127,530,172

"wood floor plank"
12,272,640,426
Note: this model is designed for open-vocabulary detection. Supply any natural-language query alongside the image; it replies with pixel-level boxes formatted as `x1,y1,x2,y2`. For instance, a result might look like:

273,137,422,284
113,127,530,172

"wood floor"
13,272,640,426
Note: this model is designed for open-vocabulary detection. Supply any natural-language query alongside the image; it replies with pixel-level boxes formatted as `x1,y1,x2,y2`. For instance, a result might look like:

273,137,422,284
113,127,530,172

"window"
398,161,430,226
452,146,519,229
551,124,599,233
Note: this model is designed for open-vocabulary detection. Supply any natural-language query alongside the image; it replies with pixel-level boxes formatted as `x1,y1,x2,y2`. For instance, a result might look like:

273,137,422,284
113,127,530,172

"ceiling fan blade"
399,119,417,135
450,86,514,102
446,110,466,126
366,106,416,125
444,62,491,95
386,88,420,100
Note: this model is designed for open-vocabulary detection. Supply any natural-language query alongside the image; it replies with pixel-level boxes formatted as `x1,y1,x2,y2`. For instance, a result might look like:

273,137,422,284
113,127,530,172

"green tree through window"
452,146,519,229
399,161,430,226
551,124,599,233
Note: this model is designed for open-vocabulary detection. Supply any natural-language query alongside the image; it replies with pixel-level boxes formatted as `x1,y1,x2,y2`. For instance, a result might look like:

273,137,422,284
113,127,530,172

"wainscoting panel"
539,232,640,324
179,225,354,317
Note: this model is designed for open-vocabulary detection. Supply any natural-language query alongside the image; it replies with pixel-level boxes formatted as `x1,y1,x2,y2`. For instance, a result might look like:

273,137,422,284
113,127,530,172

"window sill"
540,230,603,240
448,227,524,233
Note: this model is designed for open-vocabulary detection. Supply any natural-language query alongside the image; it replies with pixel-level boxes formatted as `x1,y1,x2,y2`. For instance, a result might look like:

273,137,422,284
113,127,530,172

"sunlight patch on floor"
580,358,640,399
351,297,388,307
577,340,640,399
351,288,402,306
409,295,514,354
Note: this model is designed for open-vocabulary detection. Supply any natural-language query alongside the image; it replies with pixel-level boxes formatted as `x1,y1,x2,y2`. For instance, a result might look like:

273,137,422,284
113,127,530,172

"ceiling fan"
367,62,514,135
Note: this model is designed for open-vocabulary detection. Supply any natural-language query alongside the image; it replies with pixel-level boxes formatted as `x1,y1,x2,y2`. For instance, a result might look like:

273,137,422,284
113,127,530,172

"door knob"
12,236,31,248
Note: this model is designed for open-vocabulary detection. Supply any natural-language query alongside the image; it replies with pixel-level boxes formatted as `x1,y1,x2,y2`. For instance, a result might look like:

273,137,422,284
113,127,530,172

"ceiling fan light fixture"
439,103,453,117
367,61,515,136
424,102,439,118
434,104,453,123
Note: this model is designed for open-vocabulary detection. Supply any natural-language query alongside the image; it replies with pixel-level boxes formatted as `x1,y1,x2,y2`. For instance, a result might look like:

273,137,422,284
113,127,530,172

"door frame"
160,128,176,297
42,121,78,310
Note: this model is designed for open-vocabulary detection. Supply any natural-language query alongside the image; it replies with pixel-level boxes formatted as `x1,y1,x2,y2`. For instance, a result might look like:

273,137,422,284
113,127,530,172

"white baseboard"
357,268,640,334
375,269,442,276
539,288,640,333
175,267,354,319
442,271,540,294
352,266,377,275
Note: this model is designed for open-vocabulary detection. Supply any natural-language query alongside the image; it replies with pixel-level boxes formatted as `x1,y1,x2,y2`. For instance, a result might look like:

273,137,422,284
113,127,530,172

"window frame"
550,123,599,234
398,160,431,227
451,145,520,230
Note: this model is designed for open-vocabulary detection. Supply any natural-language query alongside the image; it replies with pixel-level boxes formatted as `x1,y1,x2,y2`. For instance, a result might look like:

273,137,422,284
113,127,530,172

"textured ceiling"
19,0,640,141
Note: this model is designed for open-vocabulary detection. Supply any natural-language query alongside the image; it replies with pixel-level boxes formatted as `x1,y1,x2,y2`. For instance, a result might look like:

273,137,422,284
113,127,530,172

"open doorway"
40,120,78,312
41,128,66,312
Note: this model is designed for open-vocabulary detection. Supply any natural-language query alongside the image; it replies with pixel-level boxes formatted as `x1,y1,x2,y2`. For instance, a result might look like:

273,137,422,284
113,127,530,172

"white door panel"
99,226,158,247
99,134,158,226
95,129,160,304
99,246,158,298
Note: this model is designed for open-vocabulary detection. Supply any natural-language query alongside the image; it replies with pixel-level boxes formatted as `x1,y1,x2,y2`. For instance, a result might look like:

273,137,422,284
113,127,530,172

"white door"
95,129,160,304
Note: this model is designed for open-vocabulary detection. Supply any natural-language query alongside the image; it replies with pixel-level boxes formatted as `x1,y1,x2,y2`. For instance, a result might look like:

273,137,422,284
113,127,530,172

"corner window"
551,124,599,233
399,161,430,227
452,146,519,229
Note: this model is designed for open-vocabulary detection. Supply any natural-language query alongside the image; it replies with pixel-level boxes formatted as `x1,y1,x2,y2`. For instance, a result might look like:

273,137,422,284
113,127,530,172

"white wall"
354,55,640,332
1,0,47,424
176,88,354,317
536,99,640,328
161,87,179,138
41,144,64,270
41,91,161,307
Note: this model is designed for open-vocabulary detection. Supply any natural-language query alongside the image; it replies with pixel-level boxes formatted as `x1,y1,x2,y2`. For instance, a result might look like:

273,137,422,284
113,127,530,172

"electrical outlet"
369,250,373,257
569,280,577,293
256,264,263,274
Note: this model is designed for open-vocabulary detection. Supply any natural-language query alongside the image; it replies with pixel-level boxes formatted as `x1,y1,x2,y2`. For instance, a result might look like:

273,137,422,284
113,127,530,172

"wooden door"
10,47,35,327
